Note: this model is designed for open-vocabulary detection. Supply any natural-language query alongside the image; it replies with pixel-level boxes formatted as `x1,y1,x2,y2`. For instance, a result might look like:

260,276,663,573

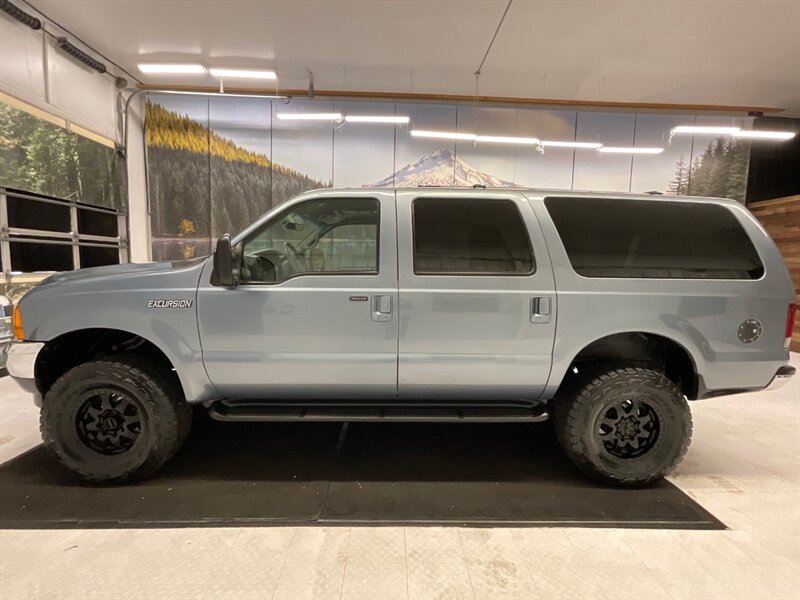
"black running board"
208,401,549,423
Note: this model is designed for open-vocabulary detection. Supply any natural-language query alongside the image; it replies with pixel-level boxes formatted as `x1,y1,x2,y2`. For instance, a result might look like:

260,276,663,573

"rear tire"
40,356,192,484
553,367,692,487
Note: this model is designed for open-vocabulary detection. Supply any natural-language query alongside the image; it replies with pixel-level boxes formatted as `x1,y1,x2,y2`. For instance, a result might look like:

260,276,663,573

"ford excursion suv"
6,188,796,486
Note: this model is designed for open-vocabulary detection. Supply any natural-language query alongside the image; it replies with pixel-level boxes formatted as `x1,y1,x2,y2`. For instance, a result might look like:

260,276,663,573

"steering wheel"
283,241,305,273
242,254,276,282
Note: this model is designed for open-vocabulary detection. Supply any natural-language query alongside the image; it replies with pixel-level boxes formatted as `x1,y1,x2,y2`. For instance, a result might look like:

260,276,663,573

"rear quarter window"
544,197,764,279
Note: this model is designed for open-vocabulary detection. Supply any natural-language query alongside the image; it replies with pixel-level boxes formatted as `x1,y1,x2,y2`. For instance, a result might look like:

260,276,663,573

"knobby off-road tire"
40,355,193,484
553,367,692,487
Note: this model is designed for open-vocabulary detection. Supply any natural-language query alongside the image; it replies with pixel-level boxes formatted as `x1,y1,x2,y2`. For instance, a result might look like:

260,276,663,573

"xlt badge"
148,299,193,308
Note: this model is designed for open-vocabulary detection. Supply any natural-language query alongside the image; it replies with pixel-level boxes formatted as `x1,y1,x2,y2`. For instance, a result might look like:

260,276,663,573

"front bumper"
6,341,44,407
765,365,796,392
6,341,44,379
0,335,12,372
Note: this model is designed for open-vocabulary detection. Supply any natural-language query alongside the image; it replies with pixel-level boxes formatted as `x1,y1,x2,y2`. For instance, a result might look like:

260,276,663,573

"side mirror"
211,234,239,287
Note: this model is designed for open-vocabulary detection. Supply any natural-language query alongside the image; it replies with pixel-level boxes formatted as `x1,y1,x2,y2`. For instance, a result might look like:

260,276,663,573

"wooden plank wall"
749,195,800,352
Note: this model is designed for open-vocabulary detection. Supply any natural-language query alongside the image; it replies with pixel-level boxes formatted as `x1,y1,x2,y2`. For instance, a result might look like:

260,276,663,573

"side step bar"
208,401,549,423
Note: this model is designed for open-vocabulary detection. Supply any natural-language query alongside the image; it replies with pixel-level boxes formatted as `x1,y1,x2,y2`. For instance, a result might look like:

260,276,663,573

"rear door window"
544,197,764,279
412,198,534,275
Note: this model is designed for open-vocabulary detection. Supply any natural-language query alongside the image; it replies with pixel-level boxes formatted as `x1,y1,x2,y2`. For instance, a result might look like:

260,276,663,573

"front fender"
17,260,219,403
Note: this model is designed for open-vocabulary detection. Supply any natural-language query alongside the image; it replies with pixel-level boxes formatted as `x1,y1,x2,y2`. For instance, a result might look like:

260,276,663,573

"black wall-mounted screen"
746,116,800,202
77,207,118,237
7,196,71,232
10,242,73,272
79,245,119,268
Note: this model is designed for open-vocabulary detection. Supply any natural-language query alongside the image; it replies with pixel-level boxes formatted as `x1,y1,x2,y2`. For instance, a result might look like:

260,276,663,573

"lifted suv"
7,189,796,486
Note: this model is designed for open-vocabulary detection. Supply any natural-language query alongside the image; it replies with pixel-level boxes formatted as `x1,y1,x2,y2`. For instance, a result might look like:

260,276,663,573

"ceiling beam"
135,84,784,115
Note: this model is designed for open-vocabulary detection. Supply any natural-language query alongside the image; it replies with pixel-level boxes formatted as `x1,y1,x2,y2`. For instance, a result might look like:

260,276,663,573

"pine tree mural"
144,101,329,259
674,137,750,201
668,155,690,195
0,101,125,209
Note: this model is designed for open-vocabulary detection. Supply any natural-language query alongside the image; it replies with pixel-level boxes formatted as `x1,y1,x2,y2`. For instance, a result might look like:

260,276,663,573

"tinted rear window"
544,197,764,279
413,198,534,275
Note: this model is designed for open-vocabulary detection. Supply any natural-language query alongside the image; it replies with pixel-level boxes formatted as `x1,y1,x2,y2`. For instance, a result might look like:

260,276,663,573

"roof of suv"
299,187,738,207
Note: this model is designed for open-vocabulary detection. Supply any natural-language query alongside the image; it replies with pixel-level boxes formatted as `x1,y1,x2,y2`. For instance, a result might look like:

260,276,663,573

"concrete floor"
1,354,798,600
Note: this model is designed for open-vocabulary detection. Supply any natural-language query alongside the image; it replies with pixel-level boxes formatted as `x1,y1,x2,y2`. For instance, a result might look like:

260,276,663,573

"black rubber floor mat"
0,415,724,529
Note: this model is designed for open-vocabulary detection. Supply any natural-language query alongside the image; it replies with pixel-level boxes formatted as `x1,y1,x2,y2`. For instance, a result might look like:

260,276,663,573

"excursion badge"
147,299,193,308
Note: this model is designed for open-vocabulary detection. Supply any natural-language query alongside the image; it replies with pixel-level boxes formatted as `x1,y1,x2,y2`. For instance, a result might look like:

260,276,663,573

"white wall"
0,10,122,142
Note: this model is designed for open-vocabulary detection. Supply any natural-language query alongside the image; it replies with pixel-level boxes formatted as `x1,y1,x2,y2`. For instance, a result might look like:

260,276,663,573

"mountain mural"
370,149,517,188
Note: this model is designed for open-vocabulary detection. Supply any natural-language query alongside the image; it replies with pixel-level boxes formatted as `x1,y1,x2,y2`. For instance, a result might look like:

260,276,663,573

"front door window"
240,197,379,283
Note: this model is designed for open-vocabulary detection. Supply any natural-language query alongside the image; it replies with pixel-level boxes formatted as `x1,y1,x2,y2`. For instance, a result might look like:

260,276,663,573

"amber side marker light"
13,305,24,340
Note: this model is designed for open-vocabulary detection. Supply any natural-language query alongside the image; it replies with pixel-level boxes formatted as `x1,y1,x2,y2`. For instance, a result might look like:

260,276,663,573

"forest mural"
0,100,126,210
146,99,326,259
144,95,753,260
668,138,750,199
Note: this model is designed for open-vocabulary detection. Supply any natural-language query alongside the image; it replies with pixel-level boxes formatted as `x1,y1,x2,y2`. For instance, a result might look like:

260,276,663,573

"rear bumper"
765,365,796,392
6,342,44,407
696,364,795,399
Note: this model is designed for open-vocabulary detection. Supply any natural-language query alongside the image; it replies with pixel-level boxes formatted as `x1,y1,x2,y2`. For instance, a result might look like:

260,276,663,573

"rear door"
396,190,556,400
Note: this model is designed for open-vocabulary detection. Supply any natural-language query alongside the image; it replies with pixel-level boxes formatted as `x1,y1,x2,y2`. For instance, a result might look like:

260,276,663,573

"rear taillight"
786,303,797,350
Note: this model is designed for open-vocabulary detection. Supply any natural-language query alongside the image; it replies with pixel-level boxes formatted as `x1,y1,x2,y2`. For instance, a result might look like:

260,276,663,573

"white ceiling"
25,0,800,114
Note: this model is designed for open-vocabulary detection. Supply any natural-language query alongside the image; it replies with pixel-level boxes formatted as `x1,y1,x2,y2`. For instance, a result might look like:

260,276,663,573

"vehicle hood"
34,257,208,288
20,257,207,304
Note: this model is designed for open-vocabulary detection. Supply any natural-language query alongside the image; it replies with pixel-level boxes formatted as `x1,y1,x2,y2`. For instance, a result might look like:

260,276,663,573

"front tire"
40,356,192,483
553,367,692,487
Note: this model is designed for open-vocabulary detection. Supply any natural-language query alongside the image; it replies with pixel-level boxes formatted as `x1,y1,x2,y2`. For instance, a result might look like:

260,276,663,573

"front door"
197,190,398,400
395,190,556,401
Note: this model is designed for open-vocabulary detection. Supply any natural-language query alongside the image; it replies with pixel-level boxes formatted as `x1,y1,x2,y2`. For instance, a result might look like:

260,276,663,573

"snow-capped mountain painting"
370,149,517,188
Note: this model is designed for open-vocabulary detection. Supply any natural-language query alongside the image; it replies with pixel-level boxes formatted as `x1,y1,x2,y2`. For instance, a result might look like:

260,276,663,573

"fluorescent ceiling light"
208,68,276,80
732,130,796,141
541,140,602,149
410,130,476,140
671,125,741,135
344,115,410,124
598,147,664,154
276,113,342,121
671,126,795,141
138,63,206,74
475,135,540,145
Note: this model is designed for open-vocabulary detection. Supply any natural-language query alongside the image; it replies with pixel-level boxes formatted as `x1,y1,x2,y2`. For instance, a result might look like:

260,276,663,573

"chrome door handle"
371,294,393,322
531,296,551,324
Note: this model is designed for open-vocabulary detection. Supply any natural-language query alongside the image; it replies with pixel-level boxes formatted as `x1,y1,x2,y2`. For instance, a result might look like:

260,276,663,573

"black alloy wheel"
75,389,143,455
597,397,660,459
